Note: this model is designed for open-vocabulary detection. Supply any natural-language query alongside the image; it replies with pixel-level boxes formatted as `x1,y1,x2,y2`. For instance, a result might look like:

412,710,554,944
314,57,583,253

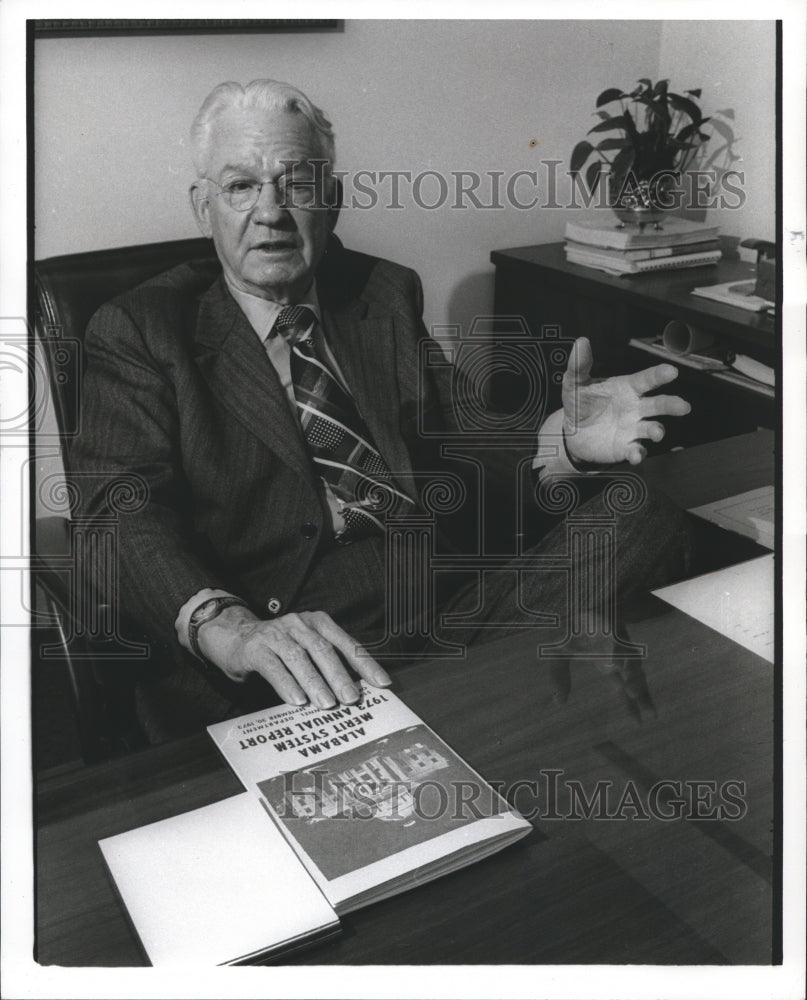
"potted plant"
570,79,711,226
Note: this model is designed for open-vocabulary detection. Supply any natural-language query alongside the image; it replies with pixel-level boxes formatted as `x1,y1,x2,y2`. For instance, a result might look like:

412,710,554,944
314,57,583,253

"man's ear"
327,175,342,233
189,181,213,237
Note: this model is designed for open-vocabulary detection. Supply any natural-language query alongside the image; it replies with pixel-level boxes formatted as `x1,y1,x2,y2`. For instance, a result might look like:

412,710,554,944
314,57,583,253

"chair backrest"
35,236,220,459
33,238,220,761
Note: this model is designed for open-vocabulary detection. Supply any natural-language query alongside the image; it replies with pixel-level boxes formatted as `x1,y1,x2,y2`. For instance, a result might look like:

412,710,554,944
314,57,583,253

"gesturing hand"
562,337,691,466
198,605,391,709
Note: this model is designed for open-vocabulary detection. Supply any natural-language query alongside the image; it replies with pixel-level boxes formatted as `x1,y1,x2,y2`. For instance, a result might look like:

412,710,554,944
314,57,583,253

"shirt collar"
225,278,322,343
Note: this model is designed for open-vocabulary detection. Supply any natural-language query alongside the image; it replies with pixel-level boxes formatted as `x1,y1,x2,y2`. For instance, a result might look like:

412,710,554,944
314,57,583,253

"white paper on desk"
652,555,774,663
688,486,775,550
691,280,774,313
99,793,339,965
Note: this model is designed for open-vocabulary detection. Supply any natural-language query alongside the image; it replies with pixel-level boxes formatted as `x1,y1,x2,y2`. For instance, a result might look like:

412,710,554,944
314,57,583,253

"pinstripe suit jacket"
72,237,485,655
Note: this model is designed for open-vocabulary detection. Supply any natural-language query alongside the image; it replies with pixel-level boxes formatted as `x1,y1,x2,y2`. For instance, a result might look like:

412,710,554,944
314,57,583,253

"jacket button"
266,598,282,615
300,522,317,539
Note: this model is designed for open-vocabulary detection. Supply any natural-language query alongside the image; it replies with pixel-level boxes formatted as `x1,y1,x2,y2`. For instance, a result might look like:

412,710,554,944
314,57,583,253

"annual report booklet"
207,683,532,914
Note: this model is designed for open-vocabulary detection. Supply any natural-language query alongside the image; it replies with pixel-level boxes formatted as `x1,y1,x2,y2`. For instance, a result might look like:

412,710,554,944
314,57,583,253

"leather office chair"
34,237,219,762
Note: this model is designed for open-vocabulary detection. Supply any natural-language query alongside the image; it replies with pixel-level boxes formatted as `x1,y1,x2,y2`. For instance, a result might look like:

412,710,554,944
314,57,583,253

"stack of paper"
653,554,774,663
688,486,775,551
99,794,340,965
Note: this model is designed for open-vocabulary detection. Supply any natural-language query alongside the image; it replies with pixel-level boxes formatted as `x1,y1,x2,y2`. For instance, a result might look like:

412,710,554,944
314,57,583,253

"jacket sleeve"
70,300,229,652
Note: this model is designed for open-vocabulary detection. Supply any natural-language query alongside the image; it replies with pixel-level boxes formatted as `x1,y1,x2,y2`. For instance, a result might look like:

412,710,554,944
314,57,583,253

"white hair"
190,79,336,177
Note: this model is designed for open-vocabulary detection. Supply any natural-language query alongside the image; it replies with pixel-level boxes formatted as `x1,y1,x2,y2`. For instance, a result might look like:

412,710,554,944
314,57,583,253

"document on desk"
688,485,774,550
99,793,340,965
207,683,531,916
652,554,774,663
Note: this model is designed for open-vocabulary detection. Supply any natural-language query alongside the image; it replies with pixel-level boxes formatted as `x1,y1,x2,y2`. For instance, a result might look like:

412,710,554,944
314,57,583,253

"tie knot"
274,305,315,342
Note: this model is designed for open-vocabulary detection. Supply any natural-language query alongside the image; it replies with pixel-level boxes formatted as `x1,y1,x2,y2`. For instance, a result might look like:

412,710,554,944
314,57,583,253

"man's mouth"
252,239,298,254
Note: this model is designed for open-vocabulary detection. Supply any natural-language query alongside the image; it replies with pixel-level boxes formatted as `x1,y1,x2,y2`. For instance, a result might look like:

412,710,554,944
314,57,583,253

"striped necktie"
274,305,415,539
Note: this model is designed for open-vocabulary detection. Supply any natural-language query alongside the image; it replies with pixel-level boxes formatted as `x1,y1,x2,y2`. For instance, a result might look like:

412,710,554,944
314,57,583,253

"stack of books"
564,217,721,275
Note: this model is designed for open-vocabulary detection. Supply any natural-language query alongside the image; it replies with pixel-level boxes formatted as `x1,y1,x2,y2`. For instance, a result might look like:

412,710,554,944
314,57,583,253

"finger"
544,658,572,707
639,394,691,418
627,363,680,396
287,616,363,704
618,686,644,725
634,420,666,443
564,337,594,386
625,669,657,720
625,442,647,465
265,634,340,709
302,611,392,688
600,660,643,725
251,648,309,707
617,661,657,721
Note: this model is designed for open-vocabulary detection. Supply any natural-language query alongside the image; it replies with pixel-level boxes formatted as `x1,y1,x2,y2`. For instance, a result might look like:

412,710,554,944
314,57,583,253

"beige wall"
34,20,776,514
35,19,665,334
35,20,777,326
658,20,776,251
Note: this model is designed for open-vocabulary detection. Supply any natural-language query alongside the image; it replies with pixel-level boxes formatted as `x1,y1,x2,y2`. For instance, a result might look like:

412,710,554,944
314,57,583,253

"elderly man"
73,79,691,739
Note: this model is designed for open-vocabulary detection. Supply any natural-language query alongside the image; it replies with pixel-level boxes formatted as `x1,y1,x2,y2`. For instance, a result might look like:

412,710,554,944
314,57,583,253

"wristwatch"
187,596,249,664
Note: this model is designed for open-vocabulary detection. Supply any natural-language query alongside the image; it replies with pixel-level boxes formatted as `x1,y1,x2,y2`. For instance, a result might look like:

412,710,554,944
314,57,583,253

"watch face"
191,601,220,627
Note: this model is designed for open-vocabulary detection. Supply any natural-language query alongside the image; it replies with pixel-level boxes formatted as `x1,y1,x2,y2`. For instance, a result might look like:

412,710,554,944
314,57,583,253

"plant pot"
608,171,679,229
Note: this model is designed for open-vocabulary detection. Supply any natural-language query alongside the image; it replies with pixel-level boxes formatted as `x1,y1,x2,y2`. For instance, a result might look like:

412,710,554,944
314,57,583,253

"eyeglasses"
205,174,324,212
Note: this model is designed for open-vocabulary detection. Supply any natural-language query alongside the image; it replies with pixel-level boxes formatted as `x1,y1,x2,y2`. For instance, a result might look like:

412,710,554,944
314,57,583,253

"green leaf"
709,118,734,142
652,78,669,96
685,88,702,99
611,145,635,178
637,78,652,88
596,87,624,108
570,140,595,173
587,115,627,134
594,110,611,121
622,107,640,141
596,138,631,151
666,138,697,151
677,122,701,143
669,93,702,124
636,94,671,124
585,160,603,192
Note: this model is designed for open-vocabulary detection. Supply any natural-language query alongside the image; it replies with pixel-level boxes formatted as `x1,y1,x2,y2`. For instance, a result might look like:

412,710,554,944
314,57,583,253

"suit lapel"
193,277,315,486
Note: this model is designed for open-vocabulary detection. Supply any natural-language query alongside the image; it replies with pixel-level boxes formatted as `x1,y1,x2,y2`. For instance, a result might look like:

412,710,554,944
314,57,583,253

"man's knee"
611,485,692,590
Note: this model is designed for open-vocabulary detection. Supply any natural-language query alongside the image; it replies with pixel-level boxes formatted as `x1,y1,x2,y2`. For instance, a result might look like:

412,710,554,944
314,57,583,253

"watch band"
187,596,249,665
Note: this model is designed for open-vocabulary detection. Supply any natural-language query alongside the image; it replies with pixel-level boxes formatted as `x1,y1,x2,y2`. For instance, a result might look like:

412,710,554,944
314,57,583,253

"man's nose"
251,182,288,223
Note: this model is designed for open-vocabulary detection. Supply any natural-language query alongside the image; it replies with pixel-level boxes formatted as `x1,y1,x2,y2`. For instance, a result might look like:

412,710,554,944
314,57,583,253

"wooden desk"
35,432,776,967
490,243,778,445
638,427,774,508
